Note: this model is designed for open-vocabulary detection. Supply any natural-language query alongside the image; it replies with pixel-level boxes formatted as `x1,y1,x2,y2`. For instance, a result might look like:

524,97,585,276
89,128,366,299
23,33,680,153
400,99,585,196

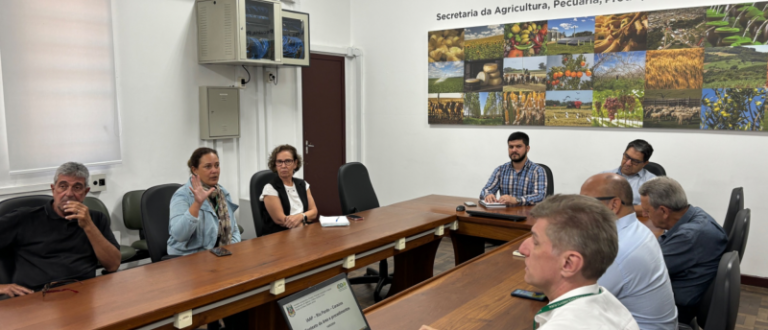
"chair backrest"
249,170,277,237
140,184,181,263
122,190,145,231
0,195,52,284
337,162,379,214
725,208,750,263
536,163,554,196
644,162,666,176
83,196,111,224
695,251,740,330
723,187,744,237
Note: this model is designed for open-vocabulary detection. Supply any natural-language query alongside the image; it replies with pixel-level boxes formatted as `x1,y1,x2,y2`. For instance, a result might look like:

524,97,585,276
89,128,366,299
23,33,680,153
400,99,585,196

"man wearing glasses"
602,139,656,213
580,173,677,330
0,162,120,298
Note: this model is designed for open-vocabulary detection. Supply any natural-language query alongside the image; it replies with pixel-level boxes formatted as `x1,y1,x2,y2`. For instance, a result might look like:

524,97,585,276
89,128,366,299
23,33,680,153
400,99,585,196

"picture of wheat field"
645,48,704,89
464,25,505,61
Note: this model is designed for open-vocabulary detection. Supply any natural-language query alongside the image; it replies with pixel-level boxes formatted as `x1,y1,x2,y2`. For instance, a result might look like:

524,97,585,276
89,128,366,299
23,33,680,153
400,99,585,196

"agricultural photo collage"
427,4,768,131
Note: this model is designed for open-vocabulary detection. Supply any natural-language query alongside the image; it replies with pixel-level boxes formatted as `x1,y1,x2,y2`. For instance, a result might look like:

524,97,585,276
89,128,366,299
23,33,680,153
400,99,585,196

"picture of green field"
547,43,594,55
465,25,505,61
703,46,768,88
428,78,463,93
545,91,593,126
428,61,464,93
546,17,595,55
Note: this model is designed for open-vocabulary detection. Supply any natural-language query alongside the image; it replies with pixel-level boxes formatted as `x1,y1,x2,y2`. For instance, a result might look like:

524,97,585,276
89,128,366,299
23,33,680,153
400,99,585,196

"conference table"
0,194,662,329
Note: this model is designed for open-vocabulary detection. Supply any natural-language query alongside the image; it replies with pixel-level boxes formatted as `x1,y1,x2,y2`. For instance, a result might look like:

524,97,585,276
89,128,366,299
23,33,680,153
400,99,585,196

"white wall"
351,0,768,277
0,0,351,248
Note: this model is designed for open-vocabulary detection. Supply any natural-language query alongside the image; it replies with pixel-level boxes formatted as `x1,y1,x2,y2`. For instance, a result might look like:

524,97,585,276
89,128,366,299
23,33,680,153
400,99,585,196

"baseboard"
742,275,768,288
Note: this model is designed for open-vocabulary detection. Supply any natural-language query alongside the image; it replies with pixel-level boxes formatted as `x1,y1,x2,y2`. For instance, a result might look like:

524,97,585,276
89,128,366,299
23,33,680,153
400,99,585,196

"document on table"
319,216,350,227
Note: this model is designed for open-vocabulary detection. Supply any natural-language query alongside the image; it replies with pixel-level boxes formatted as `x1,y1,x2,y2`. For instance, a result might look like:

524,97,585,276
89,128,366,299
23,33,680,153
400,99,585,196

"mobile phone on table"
464,201,477,207
211,247,232,257
511,289,547,301
347,215,364,221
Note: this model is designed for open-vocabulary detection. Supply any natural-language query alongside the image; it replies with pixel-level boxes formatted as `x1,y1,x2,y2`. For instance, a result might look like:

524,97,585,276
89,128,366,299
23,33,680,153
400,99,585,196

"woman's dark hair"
188,147,219,173
268,144,302,173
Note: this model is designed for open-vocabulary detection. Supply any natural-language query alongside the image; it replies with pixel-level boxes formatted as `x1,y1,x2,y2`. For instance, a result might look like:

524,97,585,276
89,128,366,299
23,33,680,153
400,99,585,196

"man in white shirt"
420,195,638,330
581,173,677,329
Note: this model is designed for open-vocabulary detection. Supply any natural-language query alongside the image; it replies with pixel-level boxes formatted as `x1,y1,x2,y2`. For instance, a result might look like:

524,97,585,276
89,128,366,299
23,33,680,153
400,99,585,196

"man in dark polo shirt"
639,176,727,324
0,162,120,298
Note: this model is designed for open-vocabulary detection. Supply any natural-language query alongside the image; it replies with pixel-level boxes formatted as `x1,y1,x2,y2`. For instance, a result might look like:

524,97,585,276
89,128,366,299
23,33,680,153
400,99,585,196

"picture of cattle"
643,89,700,129
428,93,464,125
503,56,547,92
545,91,593,126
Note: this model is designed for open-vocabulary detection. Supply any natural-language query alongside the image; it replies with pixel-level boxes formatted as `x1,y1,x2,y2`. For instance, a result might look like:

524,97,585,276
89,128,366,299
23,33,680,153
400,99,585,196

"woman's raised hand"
189,174,215,205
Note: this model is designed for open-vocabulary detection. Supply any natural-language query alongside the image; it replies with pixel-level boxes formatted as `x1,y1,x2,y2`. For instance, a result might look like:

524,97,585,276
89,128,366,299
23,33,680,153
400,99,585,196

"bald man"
581,173,677,330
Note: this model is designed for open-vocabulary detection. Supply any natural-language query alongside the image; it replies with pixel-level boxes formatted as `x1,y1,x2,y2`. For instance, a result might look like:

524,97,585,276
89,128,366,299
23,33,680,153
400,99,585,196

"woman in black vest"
260,145,318,235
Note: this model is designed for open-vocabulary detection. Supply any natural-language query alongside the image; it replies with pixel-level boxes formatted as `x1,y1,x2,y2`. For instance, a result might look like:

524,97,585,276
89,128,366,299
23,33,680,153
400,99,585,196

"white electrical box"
196,0,283,65
200,87,240,140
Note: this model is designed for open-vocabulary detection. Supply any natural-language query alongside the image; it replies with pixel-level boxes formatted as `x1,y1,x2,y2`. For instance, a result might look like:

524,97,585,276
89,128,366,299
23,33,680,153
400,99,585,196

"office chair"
0,195,52,284
687,251,740,330
122,190,151,261
337,162,391,302
725,209,750,263
722,187,744,237
644,162,666,176
140,184,182,263
83,197,137,262
249,170,277,237
536,163,554,196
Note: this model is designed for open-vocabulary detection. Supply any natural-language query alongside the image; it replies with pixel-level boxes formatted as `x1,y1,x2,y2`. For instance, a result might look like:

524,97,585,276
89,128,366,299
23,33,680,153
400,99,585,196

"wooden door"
301,54,346,216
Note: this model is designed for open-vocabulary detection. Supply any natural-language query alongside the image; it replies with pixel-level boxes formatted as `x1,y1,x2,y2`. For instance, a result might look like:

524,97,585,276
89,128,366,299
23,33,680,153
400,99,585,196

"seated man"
0,162,120,298
581,173,677,329
602,139,656,213
480,131,547,206
421,195,638,330
639,177,727,323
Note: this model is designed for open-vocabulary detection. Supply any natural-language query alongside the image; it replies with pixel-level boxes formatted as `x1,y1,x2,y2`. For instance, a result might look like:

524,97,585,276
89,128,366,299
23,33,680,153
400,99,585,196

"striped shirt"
479,159,547,205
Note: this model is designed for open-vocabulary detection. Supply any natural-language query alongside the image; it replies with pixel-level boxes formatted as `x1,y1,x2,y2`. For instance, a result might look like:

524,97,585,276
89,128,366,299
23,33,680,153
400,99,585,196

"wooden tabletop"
365,235,545,330
0,206,454,330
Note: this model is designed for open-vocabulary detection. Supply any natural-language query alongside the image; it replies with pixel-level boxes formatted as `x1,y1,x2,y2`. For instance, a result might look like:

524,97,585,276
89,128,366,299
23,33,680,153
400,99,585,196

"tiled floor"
350,237,768,329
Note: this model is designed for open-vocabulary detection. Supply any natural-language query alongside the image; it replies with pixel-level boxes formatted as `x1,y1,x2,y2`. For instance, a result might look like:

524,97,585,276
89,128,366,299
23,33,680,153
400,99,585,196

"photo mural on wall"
426,3,768,131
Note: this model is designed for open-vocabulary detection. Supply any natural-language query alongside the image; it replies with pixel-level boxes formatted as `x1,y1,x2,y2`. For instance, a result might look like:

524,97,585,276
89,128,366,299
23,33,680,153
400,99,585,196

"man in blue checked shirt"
480,132,547,206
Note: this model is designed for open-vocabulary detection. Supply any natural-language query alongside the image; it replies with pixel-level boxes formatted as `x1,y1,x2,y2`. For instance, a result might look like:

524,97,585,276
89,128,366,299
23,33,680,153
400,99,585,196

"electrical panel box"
197,0,283,65
281,10,310,66
200,87,240,140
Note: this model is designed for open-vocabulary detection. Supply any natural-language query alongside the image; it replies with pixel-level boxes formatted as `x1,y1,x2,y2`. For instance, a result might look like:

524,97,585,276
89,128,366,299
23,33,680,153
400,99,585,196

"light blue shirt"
602,167,657,205
598,212,677,330
167,178,241,256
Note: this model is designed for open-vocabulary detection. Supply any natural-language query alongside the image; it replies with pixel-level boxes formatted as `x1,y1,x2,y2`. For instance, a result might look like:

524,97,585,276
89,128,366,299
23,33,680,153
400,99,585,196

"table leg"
450,233,486,266
389,237,442,297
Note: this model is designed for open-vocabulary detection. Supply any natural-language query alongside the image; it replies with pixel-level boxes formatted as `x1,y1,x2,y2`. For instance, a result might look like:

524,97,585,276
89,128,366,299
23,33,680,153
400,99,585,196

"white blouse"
259,182,310,216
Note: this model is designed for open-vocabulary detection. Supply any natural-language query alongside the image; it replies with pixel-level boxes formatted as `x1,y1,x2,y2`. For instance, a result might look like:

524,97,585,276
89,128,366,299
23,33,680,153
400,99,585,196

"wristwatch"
302,213,308,225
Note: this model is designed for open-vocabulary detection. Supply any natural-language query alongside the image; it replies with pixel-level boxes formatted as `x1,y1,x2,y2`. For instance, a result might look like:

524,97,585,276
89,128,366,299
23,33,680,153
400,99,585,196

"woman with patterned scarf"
167,147,241,256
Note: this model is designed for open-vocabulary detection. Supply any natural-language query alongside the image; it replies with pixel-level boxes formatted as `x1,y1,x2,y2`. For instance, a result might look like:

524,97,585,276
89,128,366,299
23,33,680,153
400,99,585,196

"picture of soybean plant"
701,88,766,130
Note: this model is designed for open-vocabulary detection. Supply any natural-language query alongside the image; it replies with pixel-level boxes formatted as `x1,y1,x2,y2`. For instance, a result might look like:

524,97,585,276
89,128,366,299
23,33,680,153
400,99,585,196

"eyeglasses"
595,196,629,206
54,182,87,194
622,153,644,166
42,279,81,297
275,159,295,167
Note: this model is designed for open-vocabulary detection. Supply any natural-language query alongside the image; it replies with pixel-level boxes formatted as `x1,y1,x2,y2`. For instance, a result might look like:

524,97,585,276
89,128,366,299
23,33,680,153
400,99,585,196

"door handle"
305,140,314,154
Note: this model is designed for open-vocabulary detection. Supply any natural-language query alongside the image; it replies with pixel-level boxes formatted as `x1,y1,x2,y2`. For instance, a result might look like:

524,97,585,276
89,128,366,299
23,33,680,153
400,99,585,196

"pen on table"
336,217,339,222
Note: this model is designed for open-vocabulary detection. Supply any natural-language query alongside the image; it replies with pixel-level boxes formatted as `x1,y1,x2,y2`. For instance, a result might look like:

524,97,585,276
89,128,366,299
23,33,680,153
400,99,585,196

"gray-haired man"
0,162,120,298
639,176,727,324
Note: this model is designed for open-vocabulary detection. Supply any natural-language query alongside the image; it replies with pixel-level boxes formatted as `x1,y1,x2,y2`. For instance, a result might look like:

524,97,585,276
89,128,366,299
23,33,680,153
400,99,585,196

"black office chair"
338,162,391,302
722,187,744,237
0,195,52,284
140,184,182,263
83,197,137,262
249,170,277,237
122,190,151,261
725,208,750,263
536,163,554,196
644,162,666,176
687,251,740,330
